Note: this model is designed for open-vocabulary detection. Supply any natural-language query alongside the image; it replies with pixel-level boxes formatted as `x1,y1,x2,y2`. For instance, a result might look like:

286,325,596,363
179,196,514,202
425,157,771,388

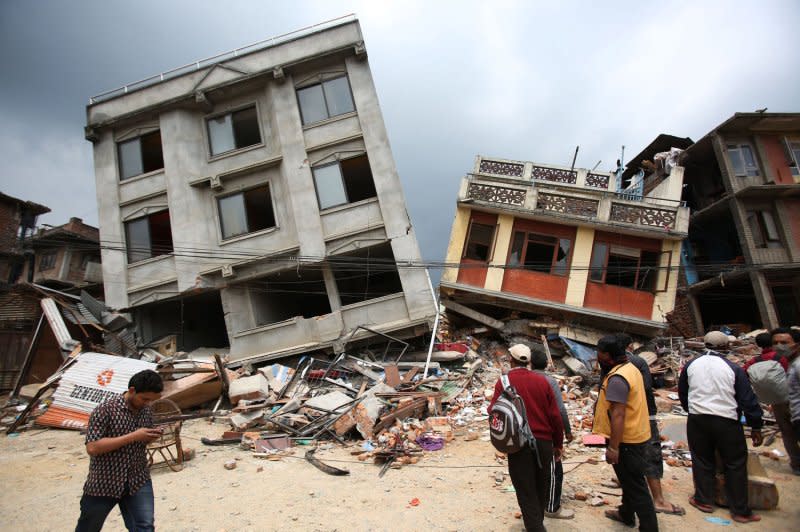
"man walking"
76,369,164,532
593,335,658,531
529,345,574,520
678,331,763,523
490,344,564,532
613,334,684,517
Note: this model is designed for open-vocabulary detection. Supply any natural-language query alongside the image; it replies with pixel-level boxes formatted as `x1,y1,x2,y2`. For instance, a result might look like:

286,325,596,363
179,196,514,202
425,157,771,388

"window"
207,106,261,156
124,210,174,263
589,242,665,292
118,131,164,180
330,243,403,306
39,252,56,271
297,76,355,125
727,143,759,177
80,254,99,269
508,231,572,276
746,210,782,249
312,155,377,210
217,185,276,240
784,139,800,177
463,222,496,262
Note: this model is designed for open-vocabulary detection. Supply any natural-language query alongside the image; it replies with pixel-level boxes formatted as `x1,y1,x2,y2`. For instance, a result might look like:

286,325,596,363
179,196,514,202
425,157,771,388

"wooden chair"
147,398,184,472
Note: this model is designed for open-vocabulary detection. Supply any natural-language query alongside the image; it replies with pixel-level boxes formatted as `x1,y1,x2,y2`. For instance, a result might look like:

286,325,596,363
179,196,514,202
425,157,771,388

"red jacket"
743,348,789,373
490,367,564,447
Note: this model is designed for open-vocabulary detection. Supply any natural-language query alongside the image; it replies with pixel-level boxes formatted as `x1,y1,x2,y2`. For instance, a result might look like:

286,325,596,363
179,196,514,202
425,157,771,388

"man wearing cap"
593,334,658,531
490,344,564,532
678,331,763,524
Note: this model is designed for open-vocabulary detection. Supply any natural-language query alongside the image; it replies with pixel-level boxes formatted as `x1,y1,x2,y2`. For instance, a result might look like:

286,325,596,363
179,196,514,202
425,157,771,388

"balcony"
459,156,689,235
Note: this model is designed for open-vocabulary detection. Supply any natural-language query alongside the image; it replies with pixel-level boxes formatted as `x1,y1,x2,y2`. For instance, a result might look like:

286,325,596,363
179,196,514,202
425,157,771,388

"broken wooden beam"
441,299,505,330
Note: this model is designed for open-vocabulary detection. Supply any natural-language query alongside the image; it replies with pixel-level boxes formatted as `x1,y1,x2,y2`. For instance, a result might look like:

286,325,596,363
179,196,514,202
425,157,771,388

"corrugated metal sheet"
61,302,101,326
36,352,155,430
0,288,40,323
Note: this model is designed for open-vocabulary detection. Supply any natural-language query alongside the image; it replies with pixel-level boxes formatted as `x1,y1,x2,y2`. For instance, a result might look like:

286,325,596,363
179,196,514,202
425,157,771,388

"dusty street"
1,419,799,531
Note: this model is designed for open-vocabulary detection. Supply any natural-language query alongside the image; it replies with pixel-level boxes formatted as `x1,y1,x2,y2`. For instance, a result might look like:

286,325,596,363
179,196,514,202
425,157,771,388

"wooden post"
541,335,554,372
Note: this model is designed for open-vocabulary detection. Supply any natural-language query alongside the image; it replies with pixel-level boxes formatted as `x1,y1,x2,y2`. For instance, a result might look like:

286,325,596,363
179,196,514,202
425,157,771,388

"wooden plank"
441,299,505,330
540,334,555,371
384,365,401,387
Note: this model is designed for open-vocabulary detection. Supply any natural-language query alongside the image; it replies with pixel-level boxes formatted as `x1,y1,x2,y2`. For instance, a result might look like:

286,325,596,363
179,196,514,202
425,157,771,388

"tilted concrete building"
675,113,800,332
85,17,436,362
440,154,689,338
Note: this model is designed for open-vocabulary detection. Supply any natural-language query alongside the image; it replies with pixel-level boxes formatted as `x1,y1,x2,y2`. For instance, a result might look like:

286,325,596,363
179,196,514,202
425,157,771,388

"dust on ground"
1,419,799,531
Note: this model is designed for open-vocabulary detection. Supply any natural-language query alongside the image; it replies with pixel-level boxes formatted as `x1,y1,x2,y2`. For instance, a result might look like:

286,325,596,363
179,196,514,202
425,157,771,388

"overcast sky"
1,0,798,274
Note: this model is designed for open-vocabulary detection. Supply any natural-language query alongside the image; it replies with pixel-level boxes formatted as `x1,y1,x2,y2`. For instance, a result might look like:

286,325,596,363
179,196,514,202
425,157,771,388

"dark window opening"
727,143,759,177
747,210,782,249
297,76,355,125
39,252,56,271
251,268,331,326
207,106,262,156
508,231,572,276
463,222,495,262
331,243,404,306
118,130,164,180
312,155,377,210
218,184,276,239
136,291,229,352
125,210,174,263
590,242,667,293
772,285,799,325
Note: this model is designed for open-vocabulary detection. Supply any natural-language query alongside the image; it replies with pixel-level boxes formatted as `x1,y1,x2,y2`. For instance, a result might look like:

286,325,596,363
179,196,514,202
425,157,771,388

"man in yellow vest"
593,335,658,531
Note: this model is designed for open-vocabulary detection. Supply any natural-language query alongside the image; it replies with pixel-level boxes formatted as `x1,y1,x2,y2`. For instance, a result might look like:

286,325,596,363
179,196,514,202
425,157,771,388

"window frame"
216,183,277,241
588,240,671,293
506,230,573,277
726,142,759,177
311,154,376,211
746,209,782,249
296,74,356,126
39,251,57,272
124,210,174,264
117,130,164,181
784,138,800,178
462,220,497,262
205,103,264,158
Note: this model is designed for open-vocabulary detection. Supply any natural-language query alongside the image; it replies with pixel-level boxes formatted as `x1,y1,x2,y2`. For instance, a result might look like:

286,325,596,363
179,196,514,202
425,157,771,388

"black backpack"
489,373,540,464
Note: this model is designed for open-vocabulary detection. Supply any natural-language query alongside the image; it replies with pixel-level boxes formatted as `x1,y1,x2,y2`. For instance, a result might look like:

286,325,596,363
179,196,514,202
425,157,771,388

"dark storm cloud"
1,0,799,280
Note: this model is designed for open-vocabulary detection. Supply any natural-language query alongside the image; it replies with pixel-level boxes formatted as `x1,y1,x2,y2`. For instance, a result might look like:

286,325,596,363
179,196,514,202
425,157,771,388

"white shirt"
685,351,738,420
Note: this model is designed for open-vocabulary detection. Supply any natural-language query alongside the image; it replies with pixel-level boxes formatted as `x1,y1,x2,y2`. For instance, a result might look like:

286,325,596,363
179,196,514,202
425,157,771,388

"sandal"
731,513,761,523
688,497,713,514
604,509,635,528
655,503,686,516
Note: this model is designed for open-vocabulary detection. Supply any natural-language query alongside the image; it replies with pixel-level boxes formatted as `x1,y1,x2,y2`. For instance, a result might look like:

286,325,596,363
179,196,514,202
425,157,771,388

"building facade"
440,154,689,337
85,17,436,361
0,192,50,285
678,113,800,331
19,217,102,290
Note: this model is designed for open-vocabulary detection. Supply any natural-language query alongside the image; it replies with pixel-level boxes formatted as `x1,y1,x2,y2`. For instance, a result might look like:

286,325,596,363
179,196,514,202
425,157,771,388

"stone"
228,374,270,404
589,497,605,507
574,491,588,501
224,460,237,470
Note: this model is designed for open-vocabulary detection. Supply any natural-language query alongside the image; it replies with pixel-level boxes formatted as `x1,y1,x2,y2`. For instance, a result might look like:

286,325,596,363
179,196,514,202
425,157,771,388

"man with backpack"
489,344,564,532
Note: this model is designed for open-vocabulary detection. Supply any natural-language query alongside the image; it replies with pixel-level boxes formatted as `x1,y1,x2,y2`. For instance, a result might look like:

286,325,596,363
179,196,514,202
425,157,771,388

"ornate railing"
467,183,526,206
586,173,610,189
478,159,525,177
536,193,598,217
531,165,577,184
609,203,676,229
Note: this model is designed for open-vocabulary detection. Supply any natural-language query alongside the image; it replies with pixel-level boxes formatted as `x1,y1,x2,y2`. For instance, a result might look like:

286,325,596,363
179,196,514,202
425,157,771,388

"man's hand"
606,446,619,465
131,427,163,443
751,429,763,447
553,447,563,462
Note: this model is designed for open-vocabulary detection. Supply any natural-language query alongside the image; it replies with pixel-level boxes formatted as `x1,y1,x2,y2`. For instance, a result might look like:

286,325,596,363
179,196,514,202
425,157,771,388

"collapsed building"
84,16,436,363
439,154,689,341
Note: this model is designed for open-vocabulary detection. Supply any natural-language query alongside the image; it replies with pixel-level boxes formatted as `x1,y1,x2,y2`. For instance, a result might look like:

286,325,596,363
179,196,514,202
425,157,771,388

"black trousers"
613,442,659,532
508,440,553,532
545,456,563,513
687,414,751,517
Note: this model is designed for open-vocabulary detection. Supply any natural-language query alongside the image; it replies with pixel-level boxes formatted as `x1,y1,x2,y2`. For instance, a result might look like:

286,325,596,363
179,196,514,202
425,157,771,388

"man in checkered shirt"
75,370,164,532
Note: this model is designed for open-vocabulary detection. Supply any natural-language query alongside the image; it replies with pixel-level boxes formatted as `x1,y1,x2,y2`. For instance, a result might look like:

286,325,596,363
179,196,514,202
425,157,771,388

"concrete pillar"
484,213,514,291
441,206,471,283
322,263,341,312
565,226,595,307
58,246,72,281
751,271,779,329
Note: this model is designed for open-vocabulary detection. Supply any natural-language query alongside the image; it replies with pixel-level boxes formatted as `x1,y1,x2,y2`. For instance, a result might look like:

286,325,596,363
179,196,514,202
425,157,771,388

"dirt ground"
1,418,799,531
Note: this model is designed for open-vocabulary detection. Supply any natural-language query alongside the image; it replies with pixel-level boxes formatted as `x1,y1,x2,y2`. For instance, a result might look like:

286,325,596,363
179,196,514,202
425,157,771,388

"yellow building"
440,148,690,337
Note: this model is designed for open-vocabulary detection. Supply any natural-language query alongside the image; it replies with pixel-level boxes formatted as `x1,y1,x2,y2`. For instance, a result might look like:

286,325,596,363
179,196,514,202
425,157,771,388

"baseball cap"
508,344,531,363
703,330,729,348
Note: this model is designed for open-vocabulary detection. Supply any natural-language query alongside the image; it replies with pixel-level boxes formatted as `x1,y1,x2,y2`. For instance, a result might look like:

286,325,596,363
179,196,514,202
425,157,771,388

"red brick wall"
760,135,794,185
0,202,21,254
